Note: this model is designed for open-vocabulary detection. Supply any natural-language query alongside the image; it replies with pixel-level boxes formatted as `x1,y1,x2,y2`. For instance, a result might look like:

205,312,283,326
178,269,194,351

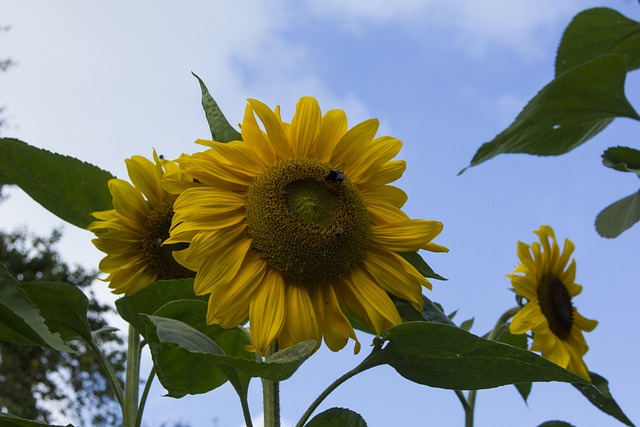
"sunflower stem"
87,338,125,408
295,352,376,427
134,366,155,427
263,341,280,427
124,325,142,427
463,306,520,427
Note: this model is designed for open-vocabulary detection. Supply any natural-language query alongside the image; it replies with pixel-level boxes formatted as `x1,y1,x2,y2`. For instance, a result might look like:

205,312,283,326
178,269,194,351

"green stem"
87,339,124,408
263,341,280,427
135,367,155,427
463,307,520,427
295,354,376,427
124,325,142,427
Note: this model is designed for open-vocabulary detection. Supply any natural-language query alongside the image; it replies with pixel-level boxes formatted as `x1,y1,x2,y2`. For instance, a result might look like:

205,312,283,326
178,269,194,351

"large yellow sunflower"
508,225,597,379
163,97,447,355
88,151,195,295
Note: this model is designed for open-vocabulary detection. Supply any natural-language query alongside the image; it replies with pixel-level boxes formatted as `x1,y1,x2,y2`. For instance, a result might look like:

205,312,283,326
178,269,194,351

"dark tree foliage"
0,224,126,426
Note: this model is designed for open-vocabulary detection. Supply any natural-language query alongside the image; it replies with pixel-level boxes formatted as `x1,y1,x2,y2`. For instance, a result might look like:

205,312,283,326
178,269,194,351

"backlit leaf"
192,73,242,143
595,190,640,238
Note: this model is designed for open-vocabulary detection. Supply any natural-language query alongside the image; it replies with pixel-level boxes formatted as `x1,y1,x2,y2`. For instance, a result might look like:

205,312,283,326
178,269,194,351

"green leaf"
556,8,640,75
538,422,575,427
143,315,315,397
497,328,531,401
192,72,243,143
398,252,446,280
0,412,74,427
115,278,206,335
146,300,252,398
595,190,640,238
21,281,92,342
602,146,640,176
463,55,640,173
0,263,72,352
305,408,368,427
572,371,635,426
0,138,114,229
458,317,474,332
363,322,588,390
394,295,456,326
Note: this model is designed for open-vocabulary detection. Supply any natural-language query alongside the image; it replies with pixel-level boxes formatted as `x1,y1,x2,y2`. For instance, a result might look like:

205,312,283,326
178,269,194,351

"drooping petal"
249,269,286,355
277,284,321,350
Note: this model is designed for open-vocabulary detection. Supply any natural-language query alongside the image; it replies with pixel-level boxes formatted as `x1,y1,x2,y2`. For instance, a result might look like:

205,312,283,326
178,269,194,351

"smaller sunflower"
88,151,195,294
507,225,597,379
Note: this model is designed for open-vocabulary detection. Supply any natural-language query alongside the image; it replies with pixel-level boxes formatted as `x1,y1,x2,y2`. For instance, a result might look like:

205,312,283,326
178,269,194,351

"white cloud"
307,0,581,58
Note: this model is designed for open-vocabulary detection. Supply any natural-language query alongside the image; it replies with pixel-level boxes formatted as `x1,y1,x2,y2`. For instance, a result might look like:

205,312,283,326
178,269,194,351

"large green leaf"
192,73,243,143
115,278,205,335
595,190,640,238
0,138,114,229
305,408,368,427
21,281,92,342
0,263,72,352
538,422,575,427
556,8,640,75
497,328,531,401
143,315,315,397
463,55,639,172
602,146,640,176
362,322,587,390
0,412,73,427
573,371,635,426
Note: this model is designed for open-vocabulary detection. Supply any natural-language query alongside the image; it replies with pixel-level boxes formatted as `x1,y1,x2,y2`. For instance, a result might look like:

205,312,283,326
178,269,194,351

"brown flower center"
245,157,370,284
537,273,574,340
142,203,195,281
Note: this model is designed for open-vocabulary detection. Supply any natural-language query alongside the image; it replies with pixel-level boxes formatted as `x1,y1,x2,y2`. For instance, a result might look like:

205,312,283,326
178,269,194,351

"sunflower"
163,97,447,355
88,151,195,295
508,225,597,379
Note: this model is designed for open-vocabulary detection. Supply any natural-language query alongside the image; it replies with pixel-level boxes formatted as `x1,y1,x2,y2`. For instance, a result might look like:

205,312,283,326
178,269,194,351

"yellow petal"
331,118,379,174
509,302,544,334
341,265,402,334
248,99,292,159
108,179,149,223
370,219,443,252
362,249,424,310
313,109,348,162
322,284,360,353
193,237,252,295
277,285,320,350
290,96,322,158
240,103,277,164
249,269,286,355
126,155,167,208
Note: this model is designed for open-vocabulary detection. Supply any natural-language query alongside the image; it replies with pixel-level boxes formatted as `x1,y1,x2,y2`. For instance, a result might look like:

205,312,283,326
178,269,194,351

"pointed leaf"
192,73,242,143
115,278,205,335
306,408,368,427
0,263,72,352
595,190,640,238
602,146,640,176
0,138,114,228
398,252,446,280
363,322,588,390
394,294,456,327
556,8,640,75
572,371,635,426
463,55,640,172
21,281,92,342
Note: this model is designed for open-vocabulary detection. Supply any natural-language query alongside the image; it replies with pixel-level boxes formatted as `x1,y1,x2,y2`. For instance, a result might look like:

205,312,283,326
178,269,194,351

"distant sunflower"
164,96,447,355
508,225,597,379
88,151,195,295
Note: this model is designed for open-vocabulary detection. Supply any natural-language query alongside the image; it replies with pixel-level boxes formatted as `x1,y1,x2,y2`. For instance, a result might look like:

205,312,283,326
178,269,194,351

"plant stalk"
87,338,125,408
124,325,142,427
463,306,520,427
263,341,280,427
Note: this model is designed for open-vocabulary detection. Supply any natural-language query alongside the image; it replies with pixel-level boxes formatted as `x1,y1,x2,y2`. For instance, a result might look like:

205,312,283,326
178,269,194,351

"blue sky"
1,1,639,426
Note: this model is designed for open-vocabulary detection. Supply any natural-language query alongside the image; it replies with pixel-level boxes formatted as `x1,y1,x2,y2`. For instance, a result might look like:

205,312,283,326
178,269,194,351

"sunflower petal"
249,269,286,355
